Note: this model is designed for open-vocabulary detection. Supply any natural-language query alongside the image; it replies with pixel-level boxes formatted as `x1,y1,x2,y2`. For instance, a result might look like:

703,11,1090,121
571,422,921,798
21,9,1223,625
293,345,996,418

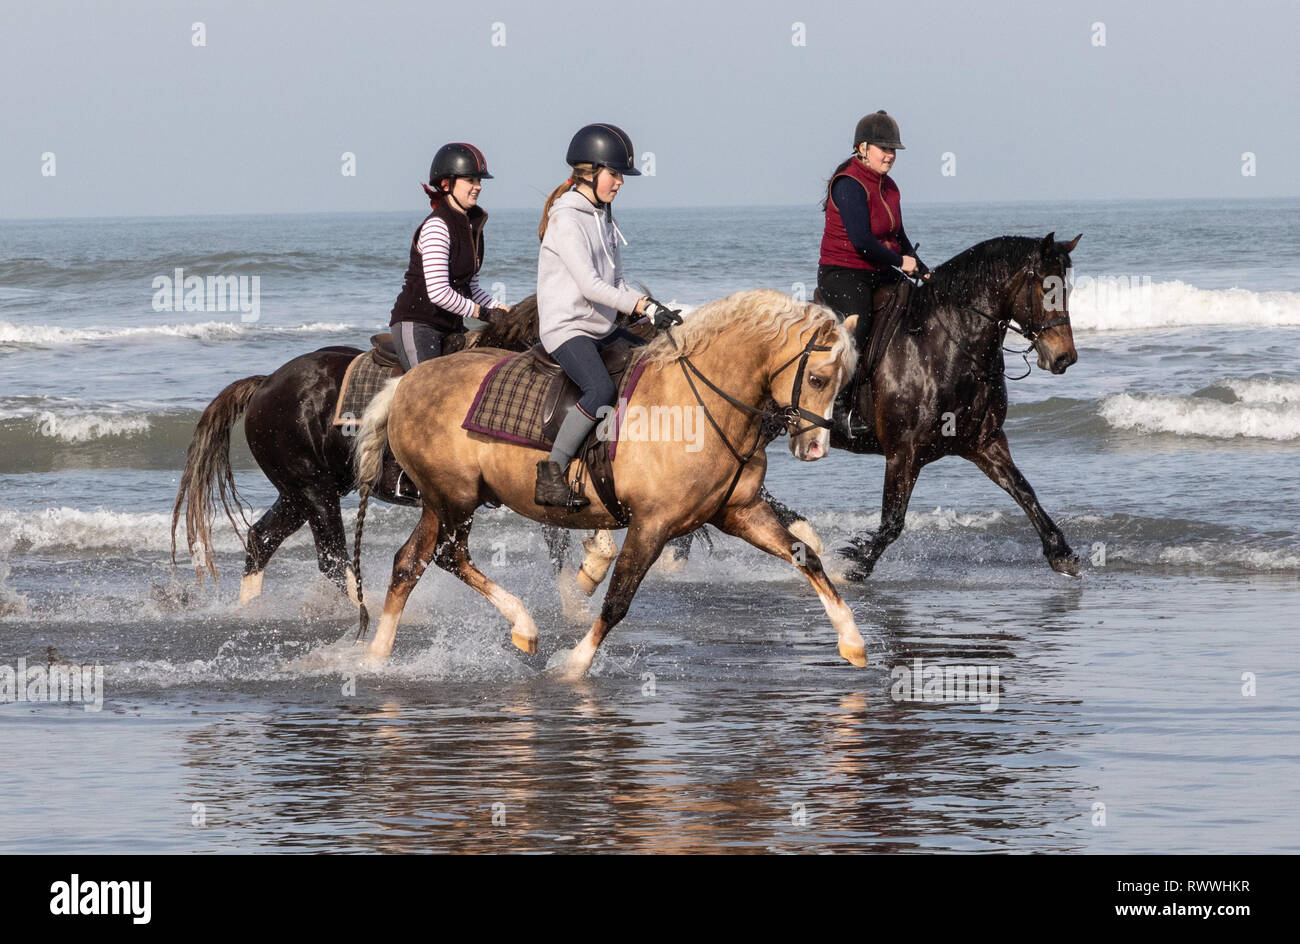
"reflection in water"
179,662,1093,852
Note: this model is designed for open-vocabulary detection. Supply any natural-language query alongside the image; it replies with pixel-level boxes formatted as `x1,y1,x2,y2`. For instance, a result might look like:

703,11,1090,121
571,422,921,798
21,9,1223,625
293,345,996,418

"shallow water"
2,201,1298,852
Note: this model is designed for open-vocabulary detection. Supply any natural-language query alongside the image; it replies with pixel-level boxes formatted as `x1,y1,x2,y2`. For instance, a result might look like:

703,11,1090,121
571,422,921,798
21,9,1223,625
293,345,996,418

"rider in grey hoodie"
534,124,679,509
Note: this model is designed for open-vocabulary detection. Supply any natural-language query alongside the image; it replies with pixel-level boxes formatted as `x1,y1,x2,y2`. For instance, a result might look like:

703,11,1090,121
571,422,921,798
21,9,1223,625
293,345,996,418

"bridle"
928,258,1072,381
669,324,838,513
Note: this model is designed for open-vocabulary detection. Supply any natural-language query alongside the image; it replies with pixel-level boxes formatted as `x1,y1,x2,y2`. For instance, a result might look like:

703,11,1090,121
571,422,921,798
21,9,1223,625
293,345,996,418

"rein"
670,327,835,514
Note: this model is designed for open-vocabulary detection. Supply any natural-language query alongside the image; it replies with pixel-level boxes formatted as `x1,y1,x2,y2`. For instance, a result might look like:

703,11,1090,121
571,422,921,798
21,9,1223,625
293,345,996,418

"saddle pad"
462,352,647,455
332,351,396,427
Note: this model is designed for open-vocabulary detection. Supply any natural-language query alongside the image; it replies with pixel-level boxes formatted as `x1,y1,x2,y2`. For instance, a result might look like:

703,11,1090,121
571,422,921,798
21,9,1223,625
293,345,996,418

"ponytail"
537,163,596,241
423,181,449,209
821,157,856,211
537,179,572,242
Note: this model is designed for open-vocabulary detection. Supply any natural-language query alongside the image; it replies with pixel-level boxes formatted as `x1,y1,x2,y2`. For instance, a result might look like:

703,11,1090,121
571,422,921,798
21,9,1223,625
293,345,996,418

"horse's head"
770,304,857,461
1014,232,1082,374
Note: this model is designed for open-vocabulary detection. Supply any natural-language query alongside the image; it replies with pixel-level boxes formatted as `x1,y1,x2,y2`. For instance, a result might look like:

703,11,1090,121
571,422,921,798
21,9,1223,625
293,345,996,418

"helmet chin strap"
574,169,610,213
445,183,469,213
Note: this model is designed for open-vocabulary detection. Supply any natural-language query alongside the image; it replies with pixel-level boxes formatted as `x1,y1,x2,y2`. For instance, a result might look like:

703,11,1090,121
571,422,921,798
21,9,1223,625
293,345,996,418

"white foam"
0,502,420,559
32,411,151,442
1099,393,1300,441
0,506,259,557
807,506,1010,534
1215,378,1300,404
0,319,356,346
1111,543,1300,572
1069,279,1300,332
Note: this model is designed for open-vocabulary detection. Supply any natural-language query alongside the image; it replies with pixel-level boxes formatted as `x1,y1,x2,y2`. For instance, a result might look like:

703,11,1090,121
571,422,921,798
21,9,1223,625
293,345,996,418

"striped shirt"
418,216,497,318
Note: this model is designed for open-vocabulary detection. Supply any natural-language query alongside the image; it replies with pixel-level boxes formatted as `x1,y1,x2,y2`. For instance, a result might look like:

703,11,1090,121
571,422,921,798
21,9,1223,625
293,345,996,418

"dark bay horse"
834,233,1083,580
170,300,548,605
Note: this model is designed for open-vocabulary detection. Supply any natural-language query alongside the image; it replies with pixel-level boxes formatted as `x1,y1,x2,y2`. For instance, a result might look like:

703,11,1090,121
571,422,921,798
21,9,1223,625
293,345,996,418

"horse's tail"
350,377,401,639
170,374,267,583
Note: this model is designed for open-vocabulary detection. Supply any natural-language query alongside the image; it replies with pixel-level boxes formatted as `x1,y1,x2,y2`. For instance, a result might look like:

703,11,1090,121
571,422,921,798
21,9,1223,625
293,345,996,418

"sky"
1,0,1297,218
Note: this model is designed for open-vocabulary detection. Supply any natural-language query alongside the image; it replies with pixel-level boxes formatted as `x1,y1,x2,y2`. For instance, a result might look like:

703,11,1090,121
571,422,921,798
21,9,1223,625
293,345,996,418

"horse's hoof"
841,563,872,583
1050,555,1082,578
838,641,868,667
511,630,538,655
838,540,873,564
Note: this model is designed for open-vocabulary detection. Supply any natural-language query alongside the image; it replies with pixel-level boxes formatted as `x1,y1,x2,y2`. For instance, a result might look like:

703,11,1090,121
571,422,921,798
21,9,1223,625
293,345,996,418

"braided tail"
353,485,371,640
351,378,401,641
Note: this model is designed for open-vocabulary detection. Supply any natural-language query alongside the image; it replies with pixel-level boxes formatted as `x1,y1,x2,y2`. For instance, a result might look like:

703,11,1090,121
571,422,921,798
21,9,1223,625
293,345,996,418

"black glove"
644,297,683,330
479,306,509,323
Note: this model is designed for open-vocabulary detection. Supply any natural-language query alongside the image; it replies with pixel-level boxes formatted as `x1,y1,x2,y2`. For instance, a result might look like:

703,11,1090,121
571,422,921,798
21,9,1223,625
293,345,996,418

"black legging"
817,265,899,352
548,326,648,419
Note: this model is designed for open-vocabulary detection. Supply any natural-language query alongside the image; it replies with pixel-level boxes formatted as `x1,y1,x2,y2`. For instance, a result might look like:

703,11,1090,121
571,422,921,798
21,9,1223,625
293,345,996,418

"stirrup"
396,470,420,500
535,460,589,510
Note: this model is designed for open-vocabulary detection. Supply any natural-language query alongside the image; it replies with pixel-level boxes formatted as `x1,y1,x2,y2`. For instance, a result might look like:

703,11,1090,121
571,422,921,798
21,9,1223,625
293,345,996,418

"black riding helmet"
853,110,905,150
565,124,641,176
428,143,493,187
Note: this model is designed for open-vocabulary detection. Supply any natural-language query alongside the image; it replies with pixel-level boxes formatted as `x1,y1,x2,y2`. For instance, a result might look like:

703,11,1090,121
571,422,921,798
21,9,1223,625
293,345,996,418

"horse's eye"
808,375,827,389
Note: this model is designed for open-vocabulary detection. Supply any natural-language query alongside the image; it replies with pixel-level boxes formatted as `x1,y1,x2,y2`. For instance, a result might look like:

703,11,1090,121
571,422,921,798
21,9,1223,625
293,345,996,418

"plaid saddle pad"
462,345,646,453
332,350,398,427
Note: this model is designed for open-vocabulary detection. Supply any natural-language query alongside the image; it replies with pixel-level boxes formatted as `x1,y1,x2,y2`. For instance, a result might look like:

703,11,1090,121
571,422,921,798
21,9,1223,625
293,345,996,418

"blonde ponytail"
537,163,597,241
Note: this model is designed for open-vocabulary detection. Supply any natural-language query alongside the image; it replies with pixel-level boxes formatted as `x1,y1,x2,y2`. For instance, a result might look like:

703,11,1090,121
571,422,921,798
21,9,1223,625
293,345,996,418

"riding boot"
377,447,420,502
535,405,597,509
535,460,588,509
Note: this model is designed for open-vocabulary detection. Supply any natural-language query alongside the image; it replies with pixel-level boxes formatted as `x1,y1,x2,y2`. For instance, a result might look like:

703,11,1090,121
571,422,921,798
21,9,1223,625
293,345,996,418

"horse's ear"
1061,233,1082,253
841,314,859,337
1041,232,1056,253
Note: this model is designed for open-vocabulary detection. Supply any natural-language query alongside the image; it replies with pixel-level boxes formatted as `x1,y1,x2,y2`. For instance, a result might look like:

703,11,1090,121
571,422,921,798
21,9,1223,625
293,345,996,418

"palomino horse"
834,233,1084,579
170,297,812,606
351,290,862,679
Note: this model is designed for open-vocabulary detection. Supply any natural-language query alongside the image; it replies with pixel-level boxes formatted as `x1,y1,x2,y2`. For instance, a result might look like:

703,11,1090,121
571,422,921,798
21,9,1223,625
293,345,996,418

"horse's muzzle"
1035,329,1078,374
791,429,831,461
1037,347,1078,374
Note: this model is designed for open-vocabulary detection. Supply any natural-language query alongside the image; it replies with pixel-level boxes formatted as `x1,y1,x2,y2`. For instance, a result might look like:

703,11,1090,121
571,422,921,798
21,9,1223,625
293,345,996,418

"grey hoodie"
537,190,643,352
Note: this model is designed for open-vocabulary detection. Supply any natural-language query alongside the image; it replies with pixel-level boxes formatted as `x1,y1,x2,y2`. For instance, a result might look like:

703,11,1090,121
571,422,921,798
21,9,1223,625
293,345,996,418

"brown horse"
351,290,862,679
834,233,1084,579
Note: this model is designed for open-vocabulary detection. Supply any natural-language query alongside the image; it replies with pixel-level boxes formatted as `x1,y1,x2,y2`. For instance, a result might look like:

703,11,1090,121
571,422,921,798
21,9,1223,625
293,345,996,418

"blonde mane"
641,289,855,374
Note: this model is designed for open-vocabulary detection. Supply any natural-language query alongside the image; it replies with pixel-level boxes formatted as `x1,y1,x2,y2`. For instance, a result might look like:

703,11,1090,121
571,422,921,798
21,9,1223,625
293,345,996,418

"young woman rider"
817,110,927,351
533,123,679,509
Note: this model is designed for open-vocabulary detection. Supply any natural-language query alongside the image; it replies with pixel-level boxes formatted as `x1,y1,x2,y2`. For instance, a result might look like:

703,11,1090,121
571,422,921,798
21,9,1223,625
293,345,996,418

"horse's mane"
641,289,854,373
921,236,1043,305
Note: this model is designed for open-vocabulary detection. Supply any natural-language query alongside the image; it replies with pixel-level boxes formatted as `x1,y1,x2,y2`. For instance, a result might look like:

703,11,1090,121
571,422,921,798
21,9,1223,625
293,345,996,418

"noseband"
999,265,1071,343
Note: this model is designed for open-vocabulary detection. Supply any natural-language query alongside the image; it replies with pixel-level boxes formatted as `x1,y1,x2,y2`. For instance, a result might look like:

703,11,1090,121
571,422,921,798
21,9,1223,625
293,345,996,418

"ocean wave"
0,503,420,559
1108,543,1300,573
1099,392,1300,441
1068,280,1300,331
1212,377,1300,404
0,407,211,471
0,252,394,287
0,319,358,348
30,411,152,443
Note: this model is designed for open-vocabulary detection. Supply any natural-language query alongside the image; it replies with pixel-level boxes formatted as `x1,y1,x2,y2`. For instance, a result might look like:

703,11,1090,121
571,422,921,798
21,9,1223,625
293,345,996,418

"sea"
1,199,1297,853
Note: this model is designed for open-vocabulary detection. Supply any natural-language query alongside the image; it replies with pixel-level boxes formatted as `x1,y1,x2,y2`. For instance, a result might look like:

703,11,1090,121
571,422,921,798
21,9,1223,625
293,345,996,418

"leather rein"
667,327,836,515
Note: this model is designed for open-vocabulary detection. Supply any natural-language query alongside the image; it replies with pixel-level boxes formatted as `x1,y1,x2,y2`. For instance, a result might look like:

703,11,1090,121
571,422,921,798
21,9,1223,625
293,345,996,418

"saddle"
463,340,648,525
332,331,473,427
815,278,918,443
